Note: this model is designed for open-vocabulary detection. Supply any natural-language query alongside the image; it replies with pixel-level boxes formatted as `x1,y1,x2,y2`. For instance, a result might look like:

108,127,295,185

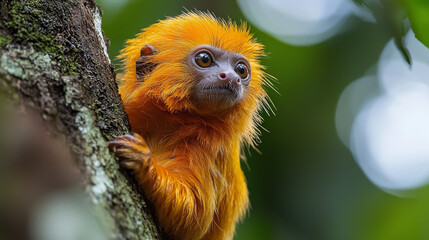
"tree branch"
0,0,161,239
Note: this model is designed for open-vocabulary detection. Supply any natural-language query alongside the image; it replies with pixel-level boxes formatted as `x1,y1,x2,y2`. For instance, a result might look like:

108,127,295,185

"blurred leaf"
403,0,429,49
352,0,378,8
353,0,411,64
380,0,411,64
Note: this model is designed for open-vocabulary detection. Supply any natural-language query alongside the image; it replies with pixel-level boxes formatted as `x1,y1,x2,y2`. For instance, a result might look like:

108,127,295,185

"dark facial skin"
186,45,251,111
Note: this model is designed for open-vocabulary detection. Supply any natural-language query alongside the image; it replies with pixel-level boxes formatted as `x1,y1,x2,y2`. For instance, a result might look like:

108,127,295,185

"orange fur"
116,12,271,240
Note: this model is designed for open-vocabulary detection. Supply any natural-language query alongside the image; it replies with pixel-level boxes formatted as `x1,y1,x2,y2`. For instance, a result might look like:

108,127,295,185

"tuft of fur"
116,12,272,240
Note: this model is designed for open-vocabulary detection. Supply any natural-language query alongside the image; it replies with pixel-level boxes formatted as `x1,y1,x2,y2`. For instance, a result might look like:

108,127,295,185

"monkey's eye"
235,63,249,79
195,52,213,68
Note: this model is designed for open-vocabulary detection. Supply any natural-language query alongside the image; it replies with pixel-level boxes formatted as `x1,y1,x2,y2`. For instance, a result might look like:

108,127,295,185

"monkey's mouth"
202,84,238,96
192,83,243,110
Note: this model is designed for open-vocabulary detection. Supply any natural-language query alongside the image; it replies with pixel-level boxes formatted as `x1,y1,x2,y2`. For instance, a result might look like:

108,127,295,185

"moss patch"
5,0,80,75
0,36,11,48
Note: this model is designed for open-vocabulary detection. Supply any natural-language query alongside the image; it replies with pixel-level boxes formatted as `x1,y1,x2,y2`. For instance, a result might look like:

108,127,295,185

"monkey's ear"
136,44,157,81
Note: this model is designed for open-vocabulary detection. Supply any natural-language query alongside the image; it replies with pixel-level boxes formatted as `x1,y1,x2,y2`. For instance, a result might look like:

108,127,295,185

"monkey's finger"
116,134,137,142
114,147,151,162
120,157,152,171
116,152,151,171
119,159,142,170
108,140,133,152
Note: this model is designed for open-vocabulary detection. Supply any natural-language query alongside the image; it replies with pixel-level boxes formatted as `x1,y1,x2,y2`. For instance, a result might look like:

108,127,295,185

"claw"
108,140,127,151
117,134,137,142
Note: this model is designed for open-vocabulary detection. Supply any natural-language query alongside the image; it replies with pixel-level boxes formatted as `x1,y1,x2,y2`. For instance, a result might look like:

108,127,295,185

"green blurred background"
95,0,429,239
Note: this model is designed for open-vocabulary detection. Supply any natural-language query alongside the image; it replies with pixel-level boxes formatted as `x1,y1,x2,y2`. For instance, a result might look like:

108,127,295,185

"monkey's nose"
218,72,240,85
219,73,227,79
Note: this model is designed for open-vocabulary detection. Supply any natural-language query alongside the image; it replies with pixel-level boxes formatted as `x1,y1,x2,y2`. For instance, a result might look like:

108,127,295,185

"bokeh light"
336,30,429,192
335,75,381,148
351,84,429,191
237,0,362,45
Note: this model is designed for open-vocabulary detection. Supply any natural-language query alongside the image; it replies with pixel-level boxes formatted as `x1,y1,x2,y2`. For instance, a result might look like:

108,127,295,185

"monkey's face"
186,45,251,111
121,13,269,115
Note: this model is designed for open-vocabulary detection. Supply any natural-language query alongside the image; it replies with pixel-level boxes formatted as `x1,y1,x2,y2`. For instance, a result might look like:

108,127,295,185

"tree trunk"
0,0,162,239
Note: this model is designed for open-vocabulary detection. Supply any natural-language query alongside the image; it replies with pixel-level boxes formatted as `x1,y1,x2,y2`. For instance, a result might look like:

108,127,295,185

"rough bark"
0,0,161,239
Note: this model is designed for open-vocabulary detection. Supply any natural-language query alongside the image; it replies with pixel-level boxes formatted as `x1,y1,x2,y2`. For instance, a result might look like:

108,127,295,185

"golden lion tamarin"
109,12,272,240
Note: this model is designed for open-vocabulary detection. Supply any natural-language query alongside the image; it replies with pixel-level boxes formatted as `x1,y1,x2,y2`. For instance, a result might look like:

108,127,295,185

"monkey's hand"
108,134,151,171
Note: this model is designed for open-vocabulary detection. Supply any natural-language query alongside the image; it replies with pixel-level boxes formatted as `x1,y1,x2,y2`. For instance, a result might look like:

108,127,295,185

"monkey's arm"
109,134,215,240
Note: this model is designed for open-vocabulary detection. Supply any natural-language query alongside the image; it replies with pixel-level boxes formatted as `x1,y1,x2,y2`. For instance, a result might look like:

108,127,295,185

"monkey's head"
119,12,271,117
